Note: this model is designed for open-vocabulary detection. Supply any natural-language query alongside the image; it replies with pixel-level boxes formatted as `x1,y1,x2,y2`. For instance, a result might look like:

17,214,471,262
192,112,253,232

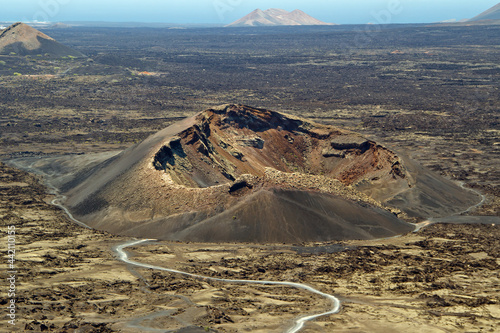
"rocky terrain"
0,22,498,332
0,24,497,216
0,162,498,332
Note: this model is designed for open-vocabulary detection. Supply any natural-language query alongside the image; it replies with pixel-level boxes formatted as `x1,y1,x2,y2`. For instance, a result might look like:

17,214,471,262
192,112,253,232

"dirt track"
1,162,498,332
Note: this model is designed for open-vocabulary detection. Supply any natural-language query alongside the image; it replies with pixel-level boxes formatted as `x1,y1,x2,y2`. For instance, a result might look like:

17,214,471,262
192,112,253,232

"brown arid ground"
1,24,498,332
1,162,498,332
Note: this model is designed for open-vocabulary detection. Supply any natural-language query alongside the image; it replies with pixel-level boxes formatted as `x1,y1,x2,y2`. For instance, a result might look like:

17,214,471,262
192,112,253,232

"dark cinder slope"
175,189,412,242
0,22,84,57
385,159,480,218
115,189,412,243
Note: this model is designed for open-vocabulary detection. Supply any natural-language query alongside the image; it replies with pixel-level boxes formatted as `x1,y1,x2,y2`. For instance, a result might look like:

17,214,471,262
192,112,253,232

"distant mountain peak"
0,22,84,57
226,8,335,27
469,3,500,21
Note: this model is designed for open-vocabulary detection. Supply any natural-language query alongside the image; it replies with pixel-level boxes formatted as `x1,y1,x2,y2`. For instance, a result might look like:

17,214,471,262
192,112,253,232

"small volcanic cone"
39,104,479,243
0,22,84,57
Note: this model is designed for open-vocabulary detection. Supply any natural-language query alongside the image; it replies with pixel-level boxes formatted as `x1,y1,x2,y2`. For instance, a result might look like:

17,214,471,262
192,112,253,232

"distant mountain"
226,8,335,27
49,22,72,29
469,2,500,21
0,22,84,57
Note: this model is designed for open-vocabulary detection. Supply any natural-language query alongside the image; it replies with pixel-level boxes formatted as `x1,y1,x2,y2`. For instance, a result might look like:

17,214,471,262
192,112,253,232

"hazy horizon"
1,0,498,25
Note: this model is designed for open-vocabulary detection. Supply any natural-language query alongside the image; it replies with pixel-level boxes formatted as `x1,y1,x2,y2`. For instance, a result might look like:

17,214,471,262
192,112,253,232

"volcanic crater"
152,104,405,189
25,104,480,243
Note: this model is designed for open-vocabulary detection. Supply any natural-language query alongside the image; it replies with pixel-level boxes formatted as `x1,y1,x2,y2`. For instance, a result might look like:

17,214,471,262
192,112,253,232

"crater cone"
0,22,84,57
27,104,480,243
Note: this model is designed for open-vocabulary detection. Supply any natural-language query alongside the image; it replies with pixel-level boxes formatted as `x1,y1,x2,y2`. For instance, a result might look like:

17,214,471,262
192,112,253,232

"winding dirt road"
114,239,341,333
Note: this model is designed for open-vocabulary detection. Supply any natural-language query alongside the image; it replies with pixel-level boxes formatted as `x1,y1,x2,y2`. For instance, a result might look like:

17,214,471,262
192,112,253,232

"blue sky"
1,0,498,24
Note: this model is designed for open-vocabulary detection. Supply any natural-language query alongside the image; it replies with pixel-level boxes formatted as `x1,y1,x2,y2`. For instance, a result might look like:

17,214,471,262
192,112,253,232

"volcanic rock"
0,22,84,57
33,104,480,243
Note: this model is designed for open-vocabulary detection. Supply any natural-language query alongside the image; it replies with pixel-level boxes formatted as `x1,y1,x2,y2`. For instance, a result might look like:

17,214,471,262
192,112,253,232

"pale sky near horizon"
1,0,498,24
